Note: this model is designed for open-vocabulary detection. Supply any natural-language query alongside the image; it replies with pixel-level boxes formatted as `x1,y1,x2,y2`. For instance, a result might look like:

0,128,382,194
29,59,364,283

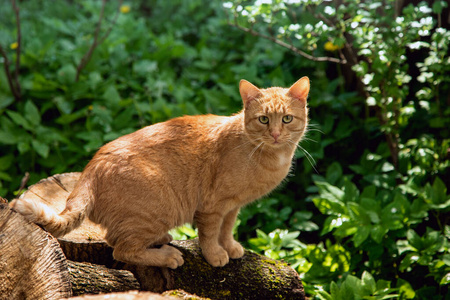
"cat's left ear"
288,76,310,104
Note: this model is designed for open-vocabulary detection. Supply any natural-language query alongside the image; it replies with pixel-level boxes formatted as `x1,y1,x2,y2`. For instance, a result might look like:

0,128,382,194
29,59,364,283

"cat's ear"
239,80,262,107
288,76,310,103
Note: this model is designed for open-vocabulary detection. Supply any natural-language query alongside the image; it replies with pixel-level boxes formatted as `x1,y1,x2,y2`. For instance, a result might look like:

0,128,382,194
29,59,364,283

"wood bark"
67,260,139,296
7,173,305,299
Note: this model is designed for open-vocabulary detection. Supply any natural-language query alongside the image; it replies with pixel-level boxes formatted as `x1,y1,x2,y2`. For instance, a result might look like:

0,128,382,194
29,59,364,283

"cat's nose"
271,132,281,142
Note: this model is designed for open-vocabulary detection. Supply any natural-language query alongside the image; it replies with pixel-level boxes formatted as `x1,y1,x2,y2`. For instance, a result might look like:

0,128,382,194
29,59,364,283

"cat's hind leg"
110,232,183,269
154,233,173,245
113,242,183,269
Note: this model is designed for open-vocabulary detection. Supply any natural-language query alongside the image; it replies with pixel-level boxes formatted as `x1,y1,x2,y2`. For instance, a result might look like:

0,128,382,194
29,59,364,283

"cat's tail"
12,181,91,238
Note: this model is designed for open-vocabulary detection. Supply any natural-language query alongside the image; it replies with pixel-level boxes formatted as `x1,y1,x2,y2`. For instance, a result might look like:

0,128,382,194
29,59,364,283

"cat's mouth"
267,137,287,147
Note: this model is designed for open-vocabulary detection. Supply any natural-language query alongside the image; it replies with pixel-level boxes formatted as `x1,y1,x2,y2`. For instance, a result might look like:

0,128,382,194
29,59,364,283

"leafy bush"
225,0,450,298
1,0,449,299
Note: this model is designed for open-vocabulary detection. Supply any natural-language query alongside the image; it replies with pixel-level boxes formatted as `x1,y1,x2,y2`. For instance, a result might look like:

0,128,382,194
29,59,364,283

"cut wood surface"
0,203,72,299
8,173,306,299
10,172,106,241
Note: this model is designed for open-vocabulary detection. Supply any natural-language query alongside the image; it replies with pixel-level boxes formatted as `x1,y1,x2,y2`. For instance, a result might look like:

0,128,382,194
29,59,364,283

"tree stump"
0,203,72,299
8,173,306,299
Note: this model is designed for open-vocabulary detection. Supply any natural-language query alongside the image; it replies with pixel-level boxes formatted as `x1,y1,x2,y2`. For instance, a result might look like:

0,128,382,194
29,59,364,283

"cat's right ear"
288,76,310,104
239,80,261,108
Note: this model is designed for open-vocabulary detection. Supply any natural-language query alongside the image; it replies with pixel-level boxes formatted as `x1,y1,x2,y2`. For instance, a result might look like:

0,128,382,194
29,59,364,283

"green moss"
218,290,231,296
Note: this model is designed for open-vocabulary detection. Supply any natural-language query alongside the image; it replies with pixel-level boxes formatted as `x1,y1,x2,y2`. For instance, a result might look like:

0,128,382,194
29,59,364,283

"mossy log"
10,173,305,299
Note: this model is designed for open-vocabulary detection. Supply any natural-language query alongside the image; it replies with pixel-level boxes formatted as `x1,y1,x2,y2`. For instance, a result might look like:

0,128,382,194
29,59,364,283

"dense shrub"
1,0,449,298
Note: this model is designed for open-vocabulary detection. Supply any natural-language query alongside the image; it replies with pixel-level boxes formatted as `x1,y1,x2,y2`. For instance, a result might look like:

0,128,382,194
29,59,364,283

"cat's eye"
259,116,269,124
282,115,293,123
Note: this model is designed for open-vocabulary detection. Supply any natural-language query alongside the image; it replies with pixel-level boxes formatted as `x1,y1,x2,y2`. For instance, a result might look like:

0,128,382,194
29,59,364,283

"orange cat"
14,77,310,269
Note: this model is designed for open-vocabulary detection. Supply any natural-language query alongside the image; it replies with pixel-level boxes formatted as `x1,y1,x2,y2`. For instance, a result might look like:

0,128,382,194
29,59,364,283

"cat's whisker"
305,126,324,134
287,140,319,174
249,142,264,160
301,136,317,143
257,143,265,165
298,145,319,174
231,139,258,151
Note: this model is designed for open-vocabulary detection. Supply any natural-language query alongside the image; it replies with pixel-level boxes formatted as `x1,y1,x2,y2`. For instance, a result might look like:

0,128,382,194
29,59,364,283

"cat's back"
99,114,230,153
88,114,236,178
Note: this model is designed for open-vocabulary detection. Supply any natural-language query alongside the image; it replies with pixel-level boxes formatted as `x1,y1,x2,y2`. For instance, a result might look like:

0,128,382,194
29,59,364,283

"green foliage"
225,0,450,298
317,271,399,300
1,0,449,299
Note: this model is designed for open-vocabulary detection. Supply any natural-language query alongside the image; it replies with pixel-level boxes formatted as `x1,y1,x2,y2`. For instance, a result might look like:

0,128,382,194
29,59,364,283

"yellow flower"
324,41,343,52
10,42,18,50
120,4,130,13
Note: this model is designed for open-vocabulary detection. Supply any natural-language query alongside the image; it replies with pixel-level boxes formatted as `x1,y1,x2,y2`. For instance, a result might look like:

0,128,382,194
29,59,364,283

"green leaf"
57,64,77,85
406,229,423,250
6,110,32,130
341,275,359,299
330,281,340,299
31,140,50,158
17,141,30,154
315,181,345,202
313,197,347,215
398,279,415,299
399,252,420,271
347,202,370,224
428,177,449,208
361,185,376,198
371,224,388,243
343,180,359,203
353,225,370,247
360,197,380,223
0,96,14,110
0,155,13,171
316,291,332,300
102,85,121,109
25,100,41,126
326,162,342,185
361,271,376,294
0,172,12,181
133,59,158,76
440,272,450,285
433,0,448,14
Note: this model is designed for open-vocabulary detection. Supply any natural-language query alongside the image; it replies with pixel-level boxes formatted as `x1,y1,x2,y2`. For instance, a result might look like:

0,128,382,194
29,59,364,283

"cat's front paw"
161,244,184,269
222,240,245,259
202,246,229,267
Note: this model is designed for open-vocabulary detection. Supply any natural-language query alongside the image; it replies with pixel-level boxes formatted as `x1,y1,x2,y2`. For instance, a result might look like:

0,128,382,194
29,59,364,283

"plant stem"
75,0,123,82
11,0,21,100
228,20,346,64
0,45,20,101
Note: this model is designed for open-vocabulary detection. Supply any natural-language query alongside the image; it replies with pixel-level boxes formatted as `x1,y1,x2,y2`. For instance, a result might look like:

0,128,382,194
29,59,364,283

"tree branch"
229,21,346,64
11,0,21,99
0,0,22,102
0,45,20,101
75,0,123,82
98,0,123,45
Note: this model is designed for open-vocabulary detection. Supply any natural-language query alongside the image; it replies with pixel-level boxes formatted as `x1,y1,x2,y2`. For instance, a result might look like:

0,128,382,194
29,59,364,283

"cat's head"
239,77,310,149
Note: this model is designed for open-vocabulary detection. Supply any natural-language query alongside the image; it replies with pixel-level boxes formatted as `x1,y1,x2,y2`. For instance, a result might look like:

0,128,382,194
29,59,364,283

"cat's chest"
239,152,293,197
277,152,293,167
